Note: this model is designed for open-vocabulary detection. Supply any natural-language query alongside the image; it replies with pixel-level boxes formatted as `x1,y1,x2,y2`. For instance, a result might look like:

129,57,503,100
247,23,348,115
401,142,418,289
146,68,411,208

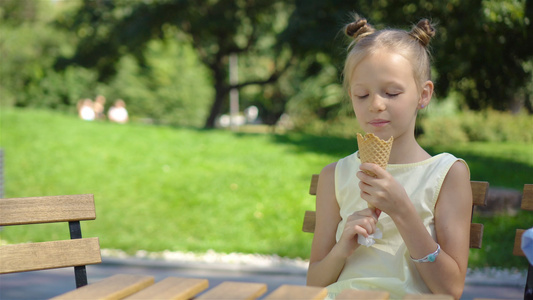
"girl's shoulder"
444,158,471,183
320,161,337,177
433,153,469,176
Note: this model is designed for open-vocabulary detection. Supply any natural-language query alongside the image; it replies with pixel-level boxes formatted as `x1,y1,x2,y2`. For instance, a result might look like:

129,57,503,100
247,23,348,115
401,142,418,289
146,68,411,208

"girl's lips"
369,119,390,127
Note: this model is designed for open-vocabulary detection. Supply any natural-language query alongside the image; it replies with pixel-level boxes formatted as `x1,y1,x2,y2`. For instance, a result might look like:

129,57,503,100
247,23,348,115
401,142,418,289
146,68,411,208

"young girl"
306,16,473,300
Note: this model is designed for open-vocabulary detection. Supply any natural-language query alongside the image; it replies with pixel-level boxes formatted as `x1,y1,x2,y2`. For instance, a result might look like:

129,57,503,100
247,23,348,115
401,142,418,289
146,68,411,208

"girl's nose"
368,95,386,112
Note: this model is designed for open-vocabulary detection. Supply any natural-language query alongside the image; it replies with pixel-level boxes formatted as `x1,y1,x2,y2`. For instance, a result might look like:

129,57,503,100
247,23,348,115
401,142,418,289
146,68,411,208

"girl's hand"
335,208,379,258
357,163,411,218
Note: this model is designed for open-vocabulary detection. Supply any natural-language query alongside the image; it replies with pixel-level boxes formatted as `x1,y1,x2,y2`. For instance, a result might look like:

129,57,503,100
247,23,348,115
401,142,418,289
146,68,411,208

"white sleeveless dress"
326,152,469,299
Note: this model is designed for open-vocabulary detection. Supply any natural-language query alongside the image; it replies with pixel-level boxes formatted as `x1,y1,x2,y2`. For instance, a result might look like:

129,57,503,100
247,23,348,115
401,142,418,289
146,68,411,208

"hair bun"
409,19,435,47
345,18,375,40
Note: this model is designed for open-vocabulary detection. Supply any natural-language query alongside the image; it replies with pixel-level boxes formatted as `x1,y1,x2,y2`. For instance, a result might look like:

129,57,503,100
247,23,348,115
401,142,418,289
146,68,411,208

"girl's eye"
356,94,369,99
386,93,400,98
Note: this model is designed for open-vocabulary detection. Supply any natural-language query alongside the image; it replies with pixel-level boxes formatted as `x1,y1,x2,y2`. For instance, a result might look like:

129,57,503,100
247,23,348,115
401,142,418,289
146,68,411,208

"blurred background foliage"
0,0,531,134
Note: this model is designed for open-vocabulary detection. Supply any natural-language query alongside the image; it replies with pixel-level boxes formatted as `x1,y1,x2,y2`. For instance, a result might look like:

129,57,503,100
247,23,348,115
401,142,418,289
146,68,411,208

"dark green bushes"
420,110,533,146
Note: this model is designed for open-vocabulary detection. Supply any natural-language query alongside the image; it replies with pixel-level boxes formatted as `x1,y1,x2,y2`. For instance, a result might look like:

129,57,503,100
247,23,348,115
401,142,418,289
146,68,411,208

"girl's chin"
361,129,392,140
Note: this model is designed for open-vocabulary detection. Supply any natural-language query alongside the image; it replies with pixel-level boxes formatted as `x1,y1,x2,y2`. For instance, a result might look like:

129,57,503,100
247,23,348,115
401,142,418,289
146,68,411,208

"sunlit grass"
1,108,531,269
0,108,334,258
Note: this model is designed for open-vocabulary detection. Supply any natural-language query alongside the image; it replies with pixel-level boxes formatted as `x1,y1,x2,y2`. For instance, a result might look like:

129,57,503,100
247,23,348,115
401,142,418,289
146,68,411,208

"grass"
426,143,533,190
1,108,532,269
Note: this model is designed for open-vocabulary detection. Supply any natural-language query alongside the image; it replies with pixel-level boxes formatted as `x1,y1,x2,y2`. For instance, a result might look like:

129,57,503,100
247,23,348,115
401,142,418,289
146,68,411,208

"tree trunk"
204,63,228,129
204,86,227,128
525,92,533,115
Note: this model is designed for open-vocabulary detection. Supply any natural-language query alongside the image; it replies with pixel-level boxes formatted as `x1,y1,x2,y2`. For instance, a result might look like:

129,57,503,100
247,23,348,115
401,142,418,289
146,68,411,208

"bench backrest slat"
0,194,96,226
0,194,99,289
511,184,533,300
514,229,526,257
521,184,533,211
0,238,101,274
471,181,489,206
513,184,533,256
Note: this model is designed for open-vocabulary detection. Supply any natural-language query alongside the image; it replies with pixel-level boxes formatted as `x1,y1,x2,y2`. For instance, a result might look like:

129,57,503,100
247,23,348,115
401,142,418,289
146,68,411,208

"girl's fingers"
353,225,369,238
358,179,368,191
359,163,385,178
365,218,377,235
356,170,374,182
346,214,377,237
349,208,379,223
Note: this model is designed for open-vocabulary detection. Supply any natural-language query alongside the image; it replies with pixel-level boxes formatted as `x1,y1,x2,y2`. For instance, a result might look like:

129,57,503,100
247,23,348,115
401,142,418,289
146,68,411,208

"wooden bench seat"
0,194,157,299
263,284,327,300
0,194,101,288
195,281,267,299
48,274,480,300
124,277,209,300
513,184,533,257
51,274,154,300
0,238,101,273
473,183,532,300
512,184,533,299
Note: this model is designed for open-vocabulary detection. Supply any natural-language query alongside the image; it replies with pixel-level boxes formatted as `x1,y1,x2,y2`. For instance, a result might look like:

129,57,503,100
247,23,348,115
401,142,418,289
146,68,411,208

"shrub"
419,110,533,146
294,115,363,139
461,110,533,143
418,116,469,146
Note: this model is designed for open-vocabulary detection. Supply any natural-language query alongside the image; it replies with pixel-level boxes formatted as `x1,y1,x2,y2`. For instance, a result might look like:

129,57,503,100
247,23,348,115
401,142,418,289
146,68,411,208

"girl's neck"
388,134,430,164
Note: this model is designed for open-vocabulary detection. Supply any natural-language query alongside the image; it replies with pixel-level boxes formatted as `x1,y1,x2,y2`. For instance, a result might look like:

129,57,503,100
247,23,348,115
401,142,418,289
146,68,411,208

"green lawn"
1,108,532,269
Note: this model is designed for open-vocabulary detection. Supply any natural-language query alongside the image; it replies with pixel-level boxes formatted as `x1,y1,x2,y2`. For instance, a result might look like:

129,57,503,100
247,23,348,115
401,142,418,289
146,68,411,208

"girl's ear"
419,80,434,109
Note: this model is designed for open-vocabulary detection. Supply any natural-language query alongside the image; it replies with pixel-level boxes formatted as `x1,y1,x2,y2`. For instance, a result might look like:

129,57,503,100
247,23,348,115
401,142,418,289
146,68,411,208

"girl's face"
349,50,432,142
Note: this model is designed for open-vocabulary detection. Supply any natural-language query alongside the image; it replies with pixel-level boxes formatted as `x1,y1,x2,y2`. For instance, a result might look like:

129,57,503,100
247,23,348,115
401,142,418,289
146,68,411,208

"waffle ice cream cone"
357,133,394,177
356,133,392,244
357,133,394,212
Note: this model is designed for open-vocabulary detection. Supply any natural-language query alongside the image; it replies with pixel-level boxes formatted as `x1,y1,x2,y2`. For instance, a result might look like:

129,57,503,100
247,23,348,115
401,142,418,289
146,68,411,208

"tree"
0,0,99,110
0,0,40,25
55,0,294,128
279,0,533,112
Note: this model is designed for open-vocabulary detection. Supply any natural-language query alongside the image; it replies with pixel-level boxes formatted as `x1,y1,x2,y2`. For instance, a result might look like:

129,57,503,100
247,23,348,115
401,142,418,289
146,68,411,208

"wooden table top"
51,273,454,300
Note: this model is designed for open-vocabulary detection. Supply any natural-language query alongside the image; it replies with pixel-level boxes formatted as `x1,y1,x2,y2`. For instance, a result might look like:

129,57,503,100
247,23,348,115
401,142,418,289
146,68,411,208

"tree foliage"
0,0,98,111
280,0,533,112
2,0,531,131
94,32,215,127
0,0,41,25
55,0,294,128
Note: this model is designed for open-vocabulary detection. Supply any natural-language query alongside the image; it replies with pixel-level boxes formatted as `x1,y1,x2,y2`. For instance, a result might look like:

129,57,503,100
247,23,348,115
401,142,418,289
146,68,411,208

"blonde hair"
342,16,436,92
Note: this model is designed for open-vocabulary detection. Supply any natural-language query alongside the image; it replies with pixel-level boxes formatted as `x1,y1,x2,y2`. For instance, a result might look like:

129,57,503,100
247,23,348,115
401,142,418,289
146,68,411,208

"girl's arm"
359,161,472,299
307,162,346,286
409,161,472,299
307,162,379,287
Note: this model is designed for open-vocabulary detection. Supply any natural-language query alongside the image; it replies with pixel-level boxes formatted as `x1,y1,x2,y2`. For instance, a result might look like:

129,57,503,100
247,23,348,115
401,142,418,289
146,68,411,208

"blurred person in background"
77,98,95,121
108,99,129,124
94,95,107,120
